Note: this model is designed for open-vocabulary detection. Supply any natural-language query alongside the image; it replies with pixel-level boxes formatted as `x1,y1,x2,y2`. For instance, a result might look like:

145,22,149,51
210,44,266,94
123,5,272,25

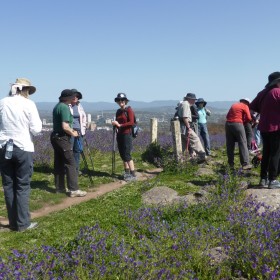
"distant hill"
35,100,235,114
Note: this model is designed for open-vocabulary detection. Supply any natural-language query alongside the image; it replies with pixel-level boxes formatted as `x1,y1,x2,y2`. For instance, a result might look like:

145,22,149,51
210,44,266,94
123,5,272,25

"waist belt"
52,132,69,137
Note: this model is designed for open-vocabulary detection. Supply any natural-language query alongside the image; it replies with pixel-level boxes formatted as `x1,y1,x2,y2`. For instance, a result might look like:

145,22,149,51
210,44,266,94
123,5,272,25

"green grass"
0,148,269,279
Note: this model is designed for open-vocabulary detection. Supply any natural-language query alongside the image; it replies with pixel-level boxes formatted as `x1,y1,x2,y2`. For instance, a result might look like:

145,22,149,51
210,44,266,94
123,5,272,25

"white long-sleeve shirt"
0,95,42,152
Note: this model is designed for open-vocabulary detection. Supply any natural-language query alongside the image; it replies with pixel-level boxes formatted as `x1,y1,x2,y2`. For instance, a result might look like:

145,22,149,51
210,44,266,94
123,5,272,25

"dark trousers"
0,146,33,231
50,134,78,191
117,133,132,162
260,130,280,181
225,122,249,166
244,122,253,150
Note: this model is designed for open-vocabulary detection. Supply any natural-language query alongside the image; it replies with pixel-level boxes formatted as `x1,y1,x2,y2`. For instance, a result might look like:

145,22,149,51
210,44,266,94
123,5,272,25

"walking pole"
186,128,191,159
112,126,116,175
84,137,94,171
76,137,94,185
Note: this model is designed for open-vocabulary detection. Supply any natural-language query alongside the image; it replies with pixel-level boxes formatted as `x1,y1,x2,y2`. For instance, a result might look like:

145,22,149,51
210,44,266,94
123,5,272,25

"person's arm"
243,105,252,123
62,122,78,137
29,101,42,136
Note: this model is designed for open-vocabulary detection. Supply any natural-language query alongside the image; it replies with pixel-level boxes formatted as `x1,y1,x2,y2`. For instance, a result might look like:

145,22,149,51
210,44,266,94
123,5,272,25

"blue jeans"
0,146,33,231
198,123,211,156
72,136,83,172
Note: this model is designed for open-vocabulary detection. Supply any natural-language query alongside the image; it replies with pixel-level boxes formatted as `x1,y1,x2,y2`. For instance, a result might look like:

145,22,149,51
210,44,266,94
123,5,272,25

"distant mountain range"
36,100,235,114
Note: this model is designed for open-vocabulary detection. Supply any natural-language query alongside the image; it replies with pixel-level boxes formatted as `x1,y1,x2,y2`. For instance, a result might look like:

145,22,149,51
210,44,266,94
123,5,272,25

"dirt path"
0,169,162,226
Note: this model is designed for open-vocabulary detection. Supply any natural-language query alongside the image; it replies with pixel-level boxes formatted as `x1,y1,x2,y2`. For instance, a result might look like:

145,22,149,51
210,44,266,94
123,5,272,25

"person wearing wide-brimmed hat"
0,78,42,231
250,72,280,189
195,98,211,156
69,89,87,175
111,93,137,181
51,89,87,197
178,93,206,162
225,98,252,170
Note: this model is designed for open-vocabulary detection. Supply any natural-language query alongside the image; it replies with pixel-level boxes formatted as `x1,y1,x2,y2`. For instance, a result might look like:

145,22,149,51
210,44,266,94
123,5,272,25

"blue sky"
0,0,279,103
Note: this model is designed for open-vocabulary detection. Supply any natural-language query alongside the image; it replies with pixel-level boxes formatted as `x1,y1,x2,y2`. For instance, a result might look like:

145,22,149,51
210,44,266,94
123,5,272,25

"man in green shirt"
51,89,87,197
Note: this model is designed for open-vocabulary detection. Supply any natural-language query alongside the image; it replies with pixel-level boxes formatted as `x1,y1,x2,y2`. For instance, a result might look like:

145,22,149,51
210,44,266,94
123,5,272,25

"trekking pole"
84,137,94,171
186,128,191,159
112,126,116,175
76,137,94,185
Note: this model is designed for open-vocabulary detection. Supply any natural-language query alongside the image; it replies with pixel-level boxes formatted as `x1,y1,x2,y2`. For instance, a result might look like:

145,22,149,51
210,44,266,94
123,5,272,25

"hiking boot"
123,172,131,180
197,157,206,164
69,190,87,197
259,179,268,187
268,180,280,189
242,164,252,170
125,175,137,182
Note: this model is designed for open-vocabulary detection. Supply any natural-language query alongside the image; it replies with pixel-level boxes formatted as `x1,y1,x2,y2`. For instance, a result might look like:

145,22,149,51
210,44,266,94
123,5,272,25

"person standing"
51,89,87,197
195,98,211,156
225,98,252,170
178,93,206,162
250,72,280,188
0,78,42,231
111,93,137,181
69,89,87,175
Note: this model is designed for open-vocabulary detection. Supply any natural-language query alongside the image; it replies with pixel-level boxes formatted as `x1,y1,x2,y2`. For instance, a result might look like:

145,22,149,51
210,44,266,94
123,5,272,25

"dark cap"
71,89,82,100
265,72,280,88
195,98,207,107
184,93,197,100
114,92,129,102
60,89,75,99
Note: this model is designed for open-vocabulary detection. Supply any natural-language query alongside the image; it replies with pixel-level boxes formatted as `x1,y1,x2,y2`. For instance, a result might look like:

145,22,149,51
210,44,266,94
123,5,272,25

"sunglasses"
116,98,126,102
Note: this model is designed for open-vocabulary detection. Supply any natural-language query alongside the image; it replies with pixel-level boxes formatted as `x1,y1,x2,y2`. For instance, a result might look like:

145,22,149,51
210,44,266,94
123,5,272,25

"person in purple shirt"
250,72,280,189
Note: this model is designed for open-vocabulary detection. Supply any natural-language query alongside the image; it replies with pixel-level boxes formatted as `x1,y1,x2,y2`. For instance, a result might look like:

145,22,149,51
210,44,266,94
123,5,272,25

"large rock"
142,186,209,206
245,189,280,212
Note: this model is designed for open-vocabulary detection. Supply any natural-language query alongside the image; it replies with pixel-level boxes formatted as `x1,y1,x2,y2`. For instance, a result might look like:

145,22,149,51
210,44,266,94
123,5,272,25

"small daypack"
124,106,139,138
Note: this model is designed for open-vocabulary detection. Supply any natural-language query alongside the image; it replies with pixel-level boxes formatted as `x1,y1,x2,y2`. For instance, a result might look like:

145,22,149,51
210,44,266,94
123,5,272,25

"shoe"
19,222,38,232
125,175,137,182
268,180,280,189
123,173,131,180
69,190,87,197
56,188,66,193
259,179,268,187
197,157,206,164
242,164,252,170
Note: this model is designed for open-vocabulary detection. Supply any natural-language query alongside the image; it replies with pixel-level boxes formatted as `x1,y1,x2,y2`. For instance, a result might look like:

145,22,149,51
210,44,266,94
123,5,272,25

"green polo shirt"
52,102,73,134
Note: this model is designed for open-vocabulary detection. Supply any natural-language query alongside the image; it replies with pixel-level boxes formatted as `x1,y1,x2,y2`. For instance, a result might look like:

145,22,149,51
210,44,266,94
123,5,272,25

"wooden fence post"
170,120,182,162
150,118,158,143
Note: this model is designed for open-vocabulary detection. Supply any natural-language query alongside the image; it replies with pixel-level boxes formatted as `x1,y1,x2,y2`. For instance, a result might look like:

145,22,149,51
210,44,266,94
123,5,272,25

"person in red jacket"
111,93,137,181
250,72,280,189
225,98,252,170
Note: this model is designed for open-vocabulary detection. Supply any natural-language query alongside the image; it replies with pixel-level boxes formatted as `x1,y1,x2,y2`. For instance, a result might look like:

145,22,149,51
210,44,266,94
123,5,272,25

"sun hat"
239,97,251,104
71,89,82,100
114,92,129,102
184,93,197,100
265,72,280,88
195,98,207,107
10,78,36,95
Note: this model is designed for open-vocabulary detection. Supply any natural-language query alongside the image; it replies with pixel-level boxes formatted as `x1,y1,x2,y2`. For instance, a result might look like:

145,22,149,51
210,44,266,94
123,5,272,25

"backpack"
172,102,183,121
124,106,139,138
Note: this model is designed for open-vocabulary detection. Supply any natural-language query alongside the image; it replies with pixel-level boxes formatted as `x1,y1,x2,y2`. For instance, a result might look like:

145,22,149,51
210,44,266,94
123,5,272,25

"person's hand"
112,120,120,128
72,130,79,137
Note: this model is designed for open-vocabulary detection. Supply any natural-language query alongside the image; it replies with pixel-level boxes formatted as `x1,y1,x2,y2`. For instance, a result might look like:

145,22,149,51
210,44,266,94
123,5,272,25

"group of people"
176,93,212,162
1,71,280,232
225,72,280,189
0,80,138,231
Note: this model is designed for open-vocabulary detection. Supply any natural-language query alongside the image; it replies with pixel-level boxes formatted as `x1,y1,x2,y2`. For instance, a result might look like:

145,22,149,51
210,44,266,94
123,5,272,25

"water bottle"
5,139,13,159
